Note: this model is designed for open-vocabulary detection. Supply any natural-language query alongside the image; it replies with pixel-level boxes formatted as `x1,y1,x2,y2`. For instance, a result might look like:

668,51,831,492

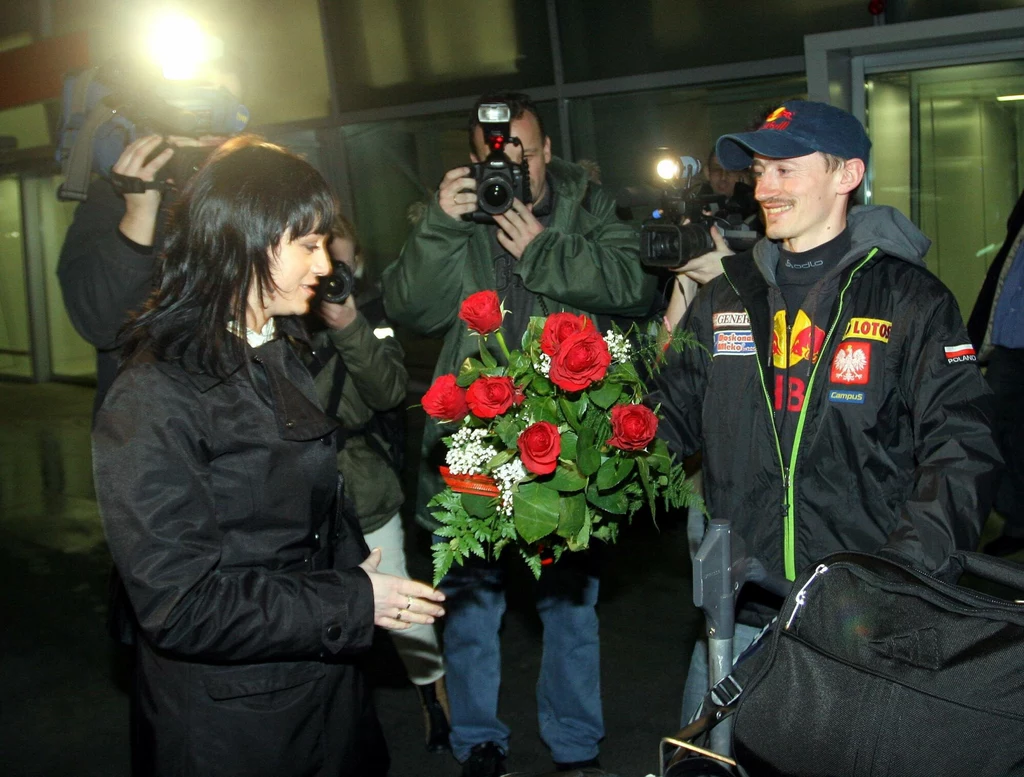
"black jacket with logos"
656,206,1001,615
92,336,384,777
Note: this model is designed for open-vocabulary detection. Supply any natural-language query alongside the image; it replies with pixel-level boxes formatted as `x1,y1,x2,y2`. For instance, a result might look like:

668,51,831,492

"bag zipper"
785,563,830,629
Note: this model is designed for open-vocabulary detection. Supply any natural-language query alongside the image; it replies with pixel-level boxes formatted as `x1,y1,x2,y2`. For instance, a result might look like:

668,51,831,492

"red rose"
459,290,504,335
540,312,595,356
548,330,612,392
607,404,659,451
466,376,518,419
422,374,469,422
517,421,561,475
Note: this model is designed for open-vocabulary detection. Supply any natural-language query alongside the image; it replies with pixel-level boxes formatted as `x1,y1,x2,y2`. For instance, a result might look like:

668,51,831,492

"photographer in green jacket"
312,215,449,753
382,91,656,777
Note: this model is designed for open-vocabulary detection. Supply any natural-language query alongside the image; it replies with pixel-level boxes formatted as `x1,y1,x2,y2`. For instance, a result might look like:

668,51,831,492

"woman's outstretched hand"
358,548,446,630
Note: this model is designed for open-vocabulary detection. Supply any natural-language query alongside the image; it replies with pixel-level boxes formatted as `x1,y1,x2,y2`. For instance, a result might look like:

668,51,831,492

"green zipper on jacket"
781,247,879,580
724,247,880,582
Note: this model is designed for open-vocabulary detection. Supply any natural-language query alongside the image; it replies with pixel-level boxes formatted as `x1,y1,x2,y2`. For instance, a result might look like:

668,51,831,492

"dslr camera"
618,155,760,269
316,260,357,305
463,103,532,224
56,56,250,202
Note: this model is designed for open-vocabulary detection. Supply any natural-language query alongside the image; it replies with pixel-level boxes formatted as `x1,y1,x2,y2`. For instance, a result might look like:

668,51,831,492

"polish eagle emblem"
833,344,868,383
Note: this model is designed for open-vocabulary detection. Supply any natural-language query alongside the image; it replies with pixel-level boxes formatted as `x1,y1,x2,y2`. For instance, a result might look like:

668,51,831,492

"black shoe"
553,756,601,772
461,742,507,777
985,534,1024,557
414,679,451,753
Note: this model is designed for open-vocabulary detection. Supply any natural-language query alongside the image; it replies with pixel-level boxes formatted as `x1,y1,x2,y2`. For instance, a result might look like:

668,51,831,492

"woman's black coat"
93,337,384,777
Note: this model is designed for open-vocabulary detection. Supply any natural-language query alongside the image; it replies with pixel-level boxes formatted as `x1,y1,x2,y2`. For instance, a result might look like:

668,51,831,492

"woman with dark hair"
93,136,445,777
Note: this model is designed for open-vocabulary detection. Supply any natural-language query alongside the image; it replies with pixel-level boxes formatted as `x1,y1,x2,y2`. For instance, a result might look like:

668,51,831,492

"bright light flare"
656,157,680,182
996,94,1024,102
147,12,223,81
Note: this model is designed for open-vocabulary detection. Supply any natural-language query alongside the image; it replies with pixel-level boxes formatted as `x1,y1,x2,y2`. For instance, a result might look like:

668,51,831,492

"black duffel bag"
721,551,1024,777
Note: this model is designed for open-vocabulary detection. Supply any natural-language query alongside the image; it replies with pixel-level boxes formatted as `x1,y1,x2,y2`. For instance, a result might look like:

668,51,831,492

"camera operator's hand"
675,224,732,285
318,295,358,331
114,135,174,247
438,166,478,220
494,199,545,260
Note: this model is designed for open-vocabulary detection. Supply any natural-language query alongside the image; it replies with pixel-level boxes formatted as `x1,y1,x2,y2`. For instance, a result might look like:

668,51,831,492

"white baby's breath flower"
604,330,632,364
533,352,552,377
494,458,527,515
446,427,498,475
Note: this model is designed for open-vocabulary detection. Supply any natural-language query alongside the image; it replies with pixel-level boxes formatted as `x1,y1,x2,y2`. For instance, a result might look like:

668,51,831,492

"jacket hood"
752,205,930,282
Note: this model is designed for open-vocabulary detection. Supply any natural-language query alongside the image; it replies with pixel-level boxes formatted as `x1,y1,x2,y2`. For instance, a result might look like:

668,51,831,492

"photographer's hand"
495,199,544,259
318,296,358,330
438,166,478,220
114,135,174,247
677,225,732,285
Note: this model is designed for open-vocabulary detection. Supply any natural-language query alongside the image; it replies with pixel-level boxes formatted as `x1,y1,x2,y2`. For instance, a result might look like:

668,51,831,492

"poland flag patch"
944,343,977,363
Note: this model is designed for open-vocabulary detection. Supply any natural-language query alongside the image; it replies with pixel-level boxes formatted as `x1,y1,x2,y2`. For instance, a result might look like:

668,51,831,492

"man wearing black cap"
653,100,1001,721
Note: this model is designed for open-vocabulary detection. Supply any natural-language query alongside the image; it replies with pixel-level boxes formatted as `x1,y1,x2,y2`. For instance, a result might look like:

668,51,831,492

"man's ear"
543,135,552,164
837,158,866,195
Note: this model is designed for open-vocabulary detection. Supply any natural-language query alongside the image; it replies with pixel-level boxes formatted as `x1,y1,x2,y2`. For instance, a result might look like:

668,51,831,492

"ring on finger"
405,595,413,610
395,609,403,621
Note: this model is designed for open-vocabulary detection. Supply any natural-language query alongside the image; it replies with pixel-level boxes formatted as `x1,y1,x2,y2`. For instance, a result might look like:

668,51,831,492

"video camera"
463,103,531,224
56,56,250,202
618,154,761,269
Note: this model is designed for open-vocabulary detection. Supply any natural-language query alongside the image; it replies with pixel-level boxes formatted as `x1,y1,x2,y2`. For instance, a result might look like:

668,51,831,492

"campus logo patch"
713,311,750,329
944,343,977,363
714,330,756,356
843,317,891,343
762,106,794,131
831,342,871,385
829,389,866,404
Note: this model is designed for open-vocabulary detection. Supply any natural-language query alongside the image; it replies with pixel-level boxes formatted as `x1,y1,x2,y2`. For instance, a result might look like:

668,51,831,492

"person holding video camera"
309,215,451,753
382,90,655,777
652,100,1000,723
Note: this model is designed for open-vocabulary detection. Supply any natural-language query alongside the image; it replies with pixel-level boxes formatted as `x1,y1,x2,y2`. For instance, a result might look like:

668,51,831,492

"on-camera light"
147,12,223,81
656,157,680,182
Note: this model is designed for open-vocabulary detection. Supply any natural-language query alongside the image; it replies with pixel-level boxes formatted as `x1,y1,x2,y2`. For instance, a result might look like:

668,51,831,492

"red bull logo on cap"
762,106,794,131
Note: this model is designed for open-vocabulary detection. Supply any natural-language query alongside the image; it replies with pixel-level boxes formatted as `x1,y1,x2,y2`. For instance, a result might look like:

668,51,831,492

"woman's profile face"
261,230,331,320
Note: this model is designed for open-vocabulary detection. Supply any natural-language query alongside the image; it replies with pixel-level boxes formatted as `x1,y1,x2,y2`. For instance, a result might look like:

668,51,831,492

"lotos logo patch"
831,342,871,385
762,106,794,131
714,330,756,356
713,311,750,329
944,343,976,363
843,317,891,343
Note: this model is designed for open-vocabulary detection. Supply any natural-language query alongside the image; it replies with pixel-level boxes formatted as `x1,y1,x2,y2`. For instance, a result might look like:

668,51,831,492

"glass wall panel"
0,176,32,377
36,176,94,378
568,74,807,214
866,60,1024,315
558,0,865,83
321,0,553,112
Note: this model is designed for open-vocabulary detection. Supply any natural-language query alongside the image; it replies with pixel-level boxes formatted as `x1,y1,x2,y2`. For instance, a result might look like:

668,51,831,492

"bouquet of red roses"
422,290,698,584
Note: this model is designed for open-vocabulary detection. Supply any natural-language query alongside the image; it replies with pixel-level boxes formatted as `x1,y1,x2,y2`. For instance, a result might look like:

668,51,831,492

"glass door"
865,59,1024,315
0,175,32,378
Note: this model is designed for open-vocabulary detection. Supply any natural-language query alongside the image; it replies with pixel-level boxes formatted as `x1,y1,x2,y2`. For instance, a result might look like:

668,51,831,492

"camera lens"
317,261,355,305
478,176,514,214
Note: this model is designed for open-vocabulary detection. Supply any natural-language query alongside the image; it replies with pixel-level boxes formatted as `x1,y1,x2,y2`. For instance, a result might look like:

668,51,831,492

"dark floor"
0,380,702,777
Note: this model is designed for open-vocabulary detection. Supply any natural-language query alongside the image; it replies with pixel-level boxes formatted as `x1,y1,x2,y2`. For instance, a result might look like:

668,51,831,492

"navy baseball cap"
716,100,871,170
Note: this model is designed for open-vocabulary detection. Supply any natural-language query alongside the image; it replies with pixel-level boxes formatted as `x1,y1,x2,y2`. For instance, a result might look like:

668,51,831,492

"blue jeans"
438,549,604,764
680,622,763,726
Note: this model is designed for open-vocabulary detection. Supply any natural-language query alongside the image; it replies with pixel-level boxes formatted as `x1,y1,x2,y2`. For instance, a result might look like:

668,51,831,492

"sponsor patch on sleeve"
944,343,976,363
713,330,756,356
830,342,871,385
843,317,891,343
